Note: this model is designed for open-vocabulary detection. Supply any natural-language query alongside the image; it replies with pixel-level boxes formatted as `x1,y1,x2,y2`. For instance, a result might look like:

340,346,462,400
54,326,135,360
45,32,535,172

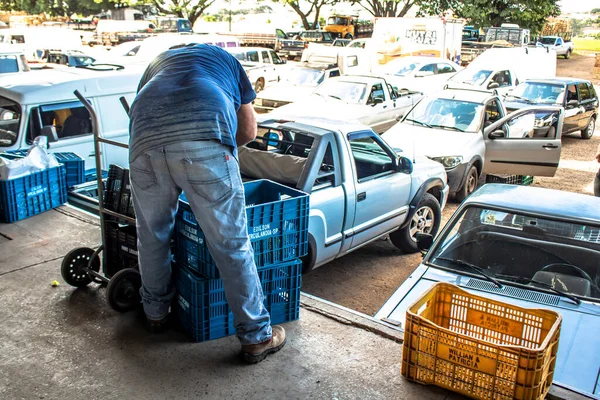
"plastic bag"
0,137,60,180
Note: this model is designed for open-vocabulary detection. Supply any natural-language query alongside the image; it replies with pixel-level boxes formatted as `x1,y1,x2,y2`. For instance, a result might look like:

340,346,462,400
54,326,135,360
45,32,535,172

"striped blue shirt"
129,44,255,162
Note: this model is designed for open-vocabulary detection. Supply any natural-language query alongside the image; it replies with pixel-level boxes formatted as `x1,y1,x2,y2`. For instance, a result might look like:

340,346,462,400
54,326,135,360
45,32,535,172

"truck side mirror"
567,99,579,107
487,82,500,89
416,233,433,252
396,156,413,174
372,97,384,105
488,129,505,139
40,126,58,143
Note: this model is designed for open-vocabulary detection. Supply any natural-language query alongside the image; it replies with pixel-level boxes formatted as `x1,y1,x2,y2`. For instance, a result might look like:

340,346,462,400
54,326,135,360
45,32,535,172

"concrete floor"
0,207,458,400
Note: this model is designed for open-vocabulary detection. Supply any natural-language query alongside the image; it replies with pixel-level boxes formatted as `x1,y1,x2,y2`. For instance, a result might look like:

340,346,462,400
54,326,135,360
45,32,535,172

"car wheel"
254,80,264,93
581,117,595,139
389,193,441,253
455,165,478,202
565,50,571,59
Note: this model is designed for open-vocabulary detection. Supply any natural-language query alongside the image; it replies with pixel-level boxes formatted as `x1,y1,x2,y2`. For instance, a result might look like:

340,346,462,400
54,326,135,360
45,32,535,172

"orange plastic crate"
402,282,562,400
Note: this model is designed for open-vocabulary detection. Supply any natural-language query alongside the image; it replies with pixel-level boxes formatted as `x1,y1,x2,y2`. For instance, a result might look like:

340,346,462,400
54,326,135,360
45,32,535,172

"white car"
268,75,422,134
253,63,342,112
382,56,462,93
226,47,287,92
381,89,563,200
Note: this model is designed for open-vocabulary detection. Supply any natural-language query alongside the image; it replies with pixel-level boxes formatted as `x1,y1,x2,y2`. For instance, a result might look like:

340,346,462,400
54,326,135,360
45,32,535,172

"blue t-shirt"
128,44,255,162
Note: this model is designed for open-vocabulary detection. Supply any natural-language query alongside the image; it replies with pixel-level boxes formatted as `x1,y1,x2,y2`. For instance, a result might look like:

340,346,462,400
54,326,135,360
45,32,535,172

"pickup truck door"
483,107,562,176
367,83,398,133
345,131,411,249
260,50,278,84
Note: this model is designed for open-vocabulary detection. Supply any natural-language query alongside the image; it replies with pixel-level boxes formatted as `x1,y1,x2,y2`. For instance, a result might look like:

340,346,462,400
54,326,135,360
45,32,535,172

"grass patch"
574,38,600,52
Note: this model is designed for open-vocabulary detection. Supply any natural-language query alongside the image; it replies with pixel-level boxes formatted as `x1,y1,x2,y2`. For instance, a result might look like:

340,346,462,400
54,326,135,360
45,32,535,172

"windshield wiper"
405,118,431,128
328,95,342,101
429,124,465,132
506,94,533,103
435,257,503,288
495,274,581,305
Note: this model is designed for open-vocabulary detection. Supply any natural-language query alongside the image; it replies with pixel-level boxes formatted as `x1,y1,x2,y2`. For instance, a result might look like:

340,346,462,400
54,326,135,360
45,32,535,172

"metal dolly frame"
60,90,141,312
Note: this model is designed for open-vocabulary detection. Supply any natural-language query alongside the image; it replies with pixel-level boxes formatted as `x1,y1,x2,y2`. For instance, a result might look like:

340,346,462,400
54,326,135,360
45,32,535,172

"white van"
0,28,83,61
0,66,144,170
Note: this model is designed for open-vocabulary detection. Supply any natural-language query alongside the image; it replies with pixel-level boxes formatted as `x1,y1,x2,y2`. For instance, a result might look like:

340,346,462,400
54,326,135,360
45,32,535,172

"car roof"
386,56,454,65
333,75,385,84
0,66,144,104
427,88,494,103
464,184,600,223
258,115,371,135
524,77,589,85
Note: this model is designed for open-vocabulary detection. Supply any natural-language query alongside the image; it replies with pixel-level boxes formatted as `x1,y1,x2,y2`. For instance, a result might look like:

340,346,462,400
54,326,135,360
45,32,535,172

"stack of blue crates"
173,179,309,342
0,151,85,222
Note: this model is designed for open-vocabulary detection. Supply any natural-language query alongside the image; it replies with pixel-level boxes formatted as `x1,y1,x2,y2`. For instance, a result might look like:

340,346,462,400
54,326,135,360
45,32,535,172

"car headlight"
254,98,262,106
431,156,463,170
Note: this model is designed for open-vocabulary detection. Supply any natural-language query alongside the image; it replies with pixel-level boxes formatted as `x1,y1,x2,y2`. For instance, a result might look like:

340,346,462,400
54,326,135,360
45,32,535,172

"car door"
365,82,396,133
483,107,563,176
260,50,277,84
345,131,411,249
268,50,284,82
577,82,597,130
563,84,584,133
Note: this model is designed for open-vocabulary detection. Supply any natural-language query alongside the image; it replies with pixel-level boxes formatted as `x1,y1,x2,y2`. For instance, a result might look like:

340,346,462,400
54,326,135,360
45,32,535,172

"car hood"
257,82,317,103
268,95,373,122
381,123,480,159
376,266,600,399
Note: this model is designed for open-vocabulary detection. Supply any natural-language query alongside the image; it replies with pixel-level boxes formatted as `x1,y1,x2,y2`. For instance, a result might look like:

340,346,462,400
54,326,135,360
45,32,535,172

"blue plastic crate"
0,165,67,223
85,169,108,182
2,150,85,188
174,259,302,343
174,179,309,278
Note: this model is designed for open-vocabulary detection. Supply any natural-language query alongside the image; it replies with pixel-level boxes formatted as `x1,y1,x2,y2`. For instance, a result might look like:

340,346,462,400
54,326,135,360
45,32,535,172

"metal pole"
229,1,232,32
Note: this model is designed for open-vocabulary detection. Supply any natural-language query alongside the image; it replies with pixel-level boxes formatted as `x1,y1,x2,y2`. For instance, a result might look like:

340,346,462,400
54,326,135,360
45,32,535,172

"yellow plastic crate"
402,282,562,400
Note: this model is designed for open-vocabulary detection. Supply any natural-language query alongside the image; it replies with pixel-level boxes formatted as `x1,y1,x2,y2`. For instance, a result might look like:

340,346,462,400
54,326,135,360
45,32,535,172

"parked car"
0,65,144,169
382,56,462,93
245,117,449,270
299,30,336,45
381,89,564,200
253,63,342,112
504,78,598,139
46,50,96,67
267,75,422,133
375,184,600,400
226,47,287,92
537,35,574,59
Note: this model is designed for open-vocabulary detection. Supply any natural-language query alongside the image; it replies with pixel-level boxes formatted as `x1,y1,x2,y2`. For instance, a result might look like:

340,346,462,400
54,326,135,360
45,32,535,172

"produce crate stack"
173,179,309,342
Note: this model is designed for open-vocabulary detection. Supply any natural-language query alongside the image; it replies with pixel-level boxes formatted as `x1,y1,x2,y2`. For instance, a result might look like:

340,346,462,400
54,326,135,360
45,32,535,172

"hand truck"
60,90,141,312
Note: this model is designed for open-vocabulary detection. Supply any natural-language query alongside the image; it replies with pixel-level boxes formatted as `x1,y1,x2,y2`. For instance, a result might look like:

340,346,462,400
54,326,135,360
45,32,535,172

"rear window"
0,55,19,73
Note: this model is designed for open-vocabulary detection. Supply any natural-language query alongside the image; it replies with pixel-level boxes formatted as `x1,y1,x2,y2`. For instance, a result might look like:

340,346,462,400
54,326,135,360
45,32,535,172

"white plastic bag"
0,137,60,180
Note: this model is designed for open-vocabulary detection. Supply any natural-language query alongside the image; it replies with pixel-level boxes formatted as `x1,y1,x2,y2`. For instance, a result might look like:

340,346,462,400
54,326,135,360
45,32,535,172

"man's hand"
236,103,257,147
596,153,600,163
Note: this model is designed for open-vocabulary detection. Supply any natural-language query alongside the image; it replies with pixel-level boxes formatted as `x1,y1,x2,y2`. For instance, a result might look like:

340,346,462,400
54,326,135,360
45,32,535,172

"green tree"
571,18,584,37
152,0,215,26
591,8,600,14
276,0,336,30
420,0,560,33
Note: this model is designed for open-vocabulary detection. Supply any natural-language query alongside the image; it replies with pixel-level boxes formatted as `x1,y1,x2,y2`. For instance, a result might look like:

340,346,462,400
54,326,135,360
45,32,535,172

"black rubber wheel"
89,245,105,284
581,117,595,139
565,50,571,59
389,193,441,253
255,79,264,93
106,268,142,312
61,247,101,288
455,166,478,202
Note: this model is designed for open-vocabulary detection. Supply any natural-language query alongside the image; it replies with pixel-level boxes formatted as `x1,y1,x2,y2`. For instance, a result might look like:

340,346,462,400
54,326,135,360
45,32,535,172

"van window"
248,51,259,62
0,97,21,147
0,55,19,73
27,101,92,144
10,35,25,44
261,50,271,64
346,56,358,67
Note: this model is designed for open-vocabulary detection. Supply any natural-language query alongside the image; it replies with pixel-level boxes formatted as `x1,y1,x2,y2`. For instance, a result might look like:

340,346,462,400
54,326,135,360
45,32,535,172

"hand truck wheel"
61,247,101,288
88,245,105,284
106,268,142,312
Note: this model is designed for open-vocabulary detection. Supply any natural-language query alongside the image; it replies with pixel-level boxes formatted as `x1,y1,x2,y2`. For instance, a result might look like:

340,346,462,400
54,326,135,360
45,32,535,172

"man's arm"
236,103,257,147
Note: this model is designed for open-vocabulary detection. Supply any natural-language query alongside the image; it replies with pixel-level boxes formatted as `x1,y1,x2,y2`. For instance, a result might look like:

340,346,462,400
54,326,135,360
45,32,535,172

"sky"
560,0,600,13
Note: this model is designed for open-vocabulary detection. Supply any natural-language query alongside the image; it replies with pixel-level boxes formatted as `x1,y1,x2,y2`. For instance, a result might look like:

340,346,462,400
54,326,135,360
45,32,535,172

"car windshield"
540,37,557,45
286,67,325,86
451,68,492,86
404,97,484,132
70,56,95,66
314,80,367,104
383,60,419,77
0,97,21,147
428,206,600,302
328,17,347,25
509,82,565,104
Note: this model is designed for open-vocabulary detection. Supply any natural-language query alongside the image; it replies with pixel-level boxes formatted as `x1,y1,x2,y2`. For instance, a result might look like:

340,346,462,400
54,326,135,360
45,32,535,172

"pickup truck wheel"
254,80,264,93
455,166,478,202
565,50,571,59
581,117,595,139
390,193,441,253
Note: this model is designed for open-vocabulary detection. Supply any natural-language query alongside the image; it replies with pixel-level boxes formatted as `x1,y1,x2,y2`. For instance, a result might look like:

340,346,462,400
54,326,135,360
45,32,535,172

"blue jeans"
129,140,272,345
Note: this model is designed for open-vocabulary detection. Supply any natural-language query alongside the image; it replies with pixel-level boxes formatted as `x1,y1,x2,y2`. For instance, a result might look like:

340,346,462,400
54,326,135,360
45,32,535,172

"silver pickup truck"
246,117,450,272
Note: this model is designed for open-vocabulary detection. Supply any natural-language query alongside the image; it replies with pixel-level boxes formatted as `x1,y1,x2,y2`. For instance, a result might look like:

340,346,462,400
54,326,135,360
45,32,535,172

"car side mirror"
567,99,578,107
488,129,505,139
127,51,136,56
281,58,287,64
372,97,384,106
416,233,433,252
487,82,500,89
40,126,58,143
396,156,413,174
415,70,434,78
